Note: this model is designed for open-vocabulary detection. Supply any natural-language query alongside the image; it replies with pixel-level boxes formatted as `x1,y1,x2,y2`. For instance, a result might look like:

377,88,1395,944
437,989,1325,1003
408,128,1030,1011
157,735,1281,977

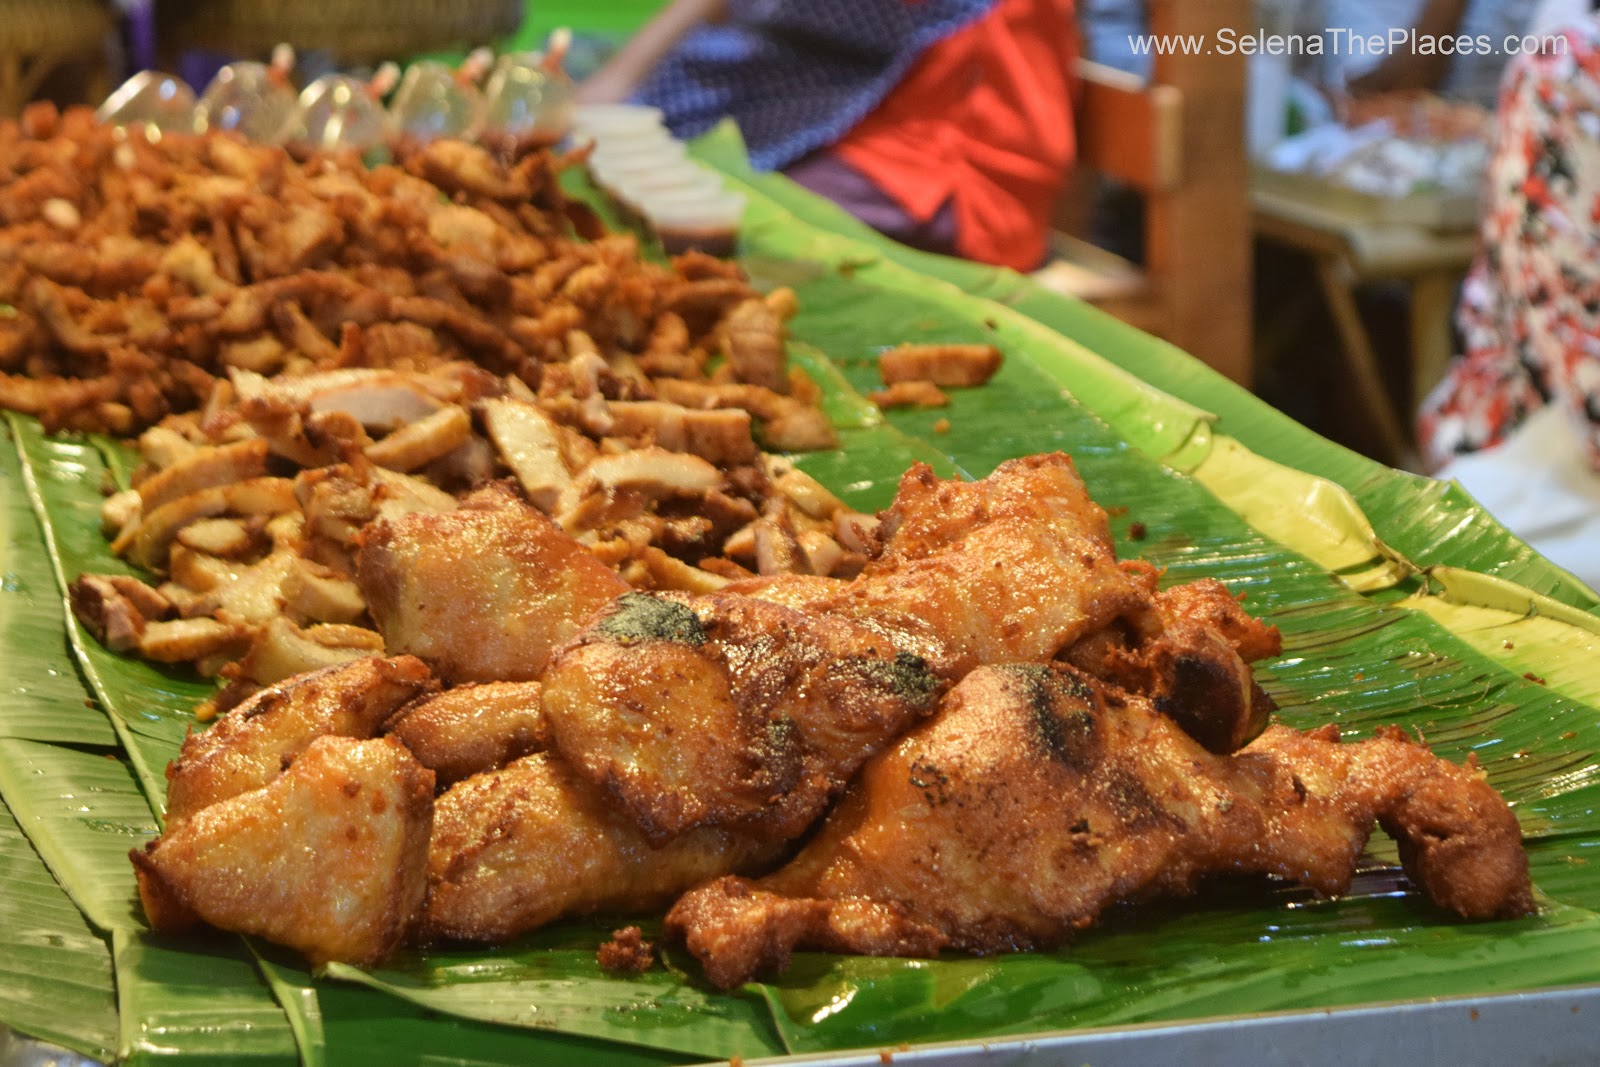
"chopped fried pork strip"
869,381,949,409
666,664,1534,989
133,734,434,967
0,104,834,454
878,343,1003,388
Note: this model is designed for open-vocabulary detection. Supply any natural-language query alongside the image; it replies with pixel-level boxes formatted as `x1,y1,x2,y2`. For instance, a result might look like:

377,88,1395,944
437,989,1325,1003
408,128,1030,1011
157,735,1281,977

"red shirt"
830,0,1079,271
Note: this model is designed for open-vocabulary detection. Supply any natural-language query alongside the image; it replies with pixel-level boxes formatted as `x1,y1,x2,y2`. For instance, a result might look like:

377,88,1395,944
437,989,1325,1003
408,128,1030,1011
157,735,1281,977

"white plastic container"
571,103,665,138
390,60,485,147
610,164,723,203
640,189,747,255
194,61,296,141
587,141,691,185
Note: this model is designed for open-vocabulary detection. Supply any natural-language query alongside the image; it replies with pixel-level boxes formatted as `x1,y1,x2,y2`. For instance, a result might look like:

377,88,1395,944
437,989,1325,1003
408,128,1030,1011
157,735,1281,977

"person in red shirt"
580,0,1079,272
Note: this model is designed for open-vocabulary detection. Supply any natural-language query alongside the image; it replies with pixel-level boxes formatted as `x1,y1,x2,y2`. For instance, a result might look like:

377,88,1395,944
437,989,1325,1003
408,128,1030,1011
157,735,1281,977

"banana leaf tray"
3,127,1599,1067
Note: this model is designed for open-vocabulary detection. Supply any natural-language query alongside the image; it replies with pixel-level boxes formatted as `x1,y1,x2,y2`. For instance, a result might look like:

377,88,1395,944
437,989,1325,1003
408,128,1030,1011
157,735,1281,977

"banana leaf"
0,737,151,933
4,145,1600,1065
114,930,301,1067
5,413,213,813
0,797,117,1061
0,422,115,747
322,922,785,1061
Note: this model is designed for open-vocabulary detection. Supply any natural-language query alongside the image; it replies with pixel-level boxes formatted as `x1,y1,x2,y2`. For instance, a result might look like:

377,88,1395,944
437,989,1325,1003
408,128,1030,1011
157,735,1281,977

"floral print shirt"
1418,18,1600,472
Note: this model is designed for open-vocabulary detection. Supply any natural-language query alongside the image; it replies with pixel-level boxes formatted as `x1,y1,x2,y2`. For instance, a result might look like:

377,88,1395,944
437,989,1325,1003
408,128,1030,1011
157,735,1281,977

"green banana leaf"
4,140,1600,1066
114,930,300,1067
322,922,785,1061
6,413,215,813
0,737,151,934
0,797,117,1061
0,423,116,747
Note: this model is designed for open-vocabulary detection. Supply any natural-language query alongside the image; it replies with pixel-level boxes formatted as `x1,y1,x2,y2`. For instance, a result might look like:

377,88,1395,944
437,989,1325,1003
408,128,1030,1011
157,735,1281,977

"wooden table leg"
1311,255,1413,464
1410,269,1462,411
0,53,21,120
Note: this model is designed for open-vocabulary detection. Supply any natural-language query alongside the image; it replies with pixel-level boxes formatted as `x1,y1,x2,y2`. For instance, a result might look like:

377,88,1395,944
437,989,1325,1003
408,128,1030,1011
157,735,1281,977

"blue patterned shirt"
632,0,999,171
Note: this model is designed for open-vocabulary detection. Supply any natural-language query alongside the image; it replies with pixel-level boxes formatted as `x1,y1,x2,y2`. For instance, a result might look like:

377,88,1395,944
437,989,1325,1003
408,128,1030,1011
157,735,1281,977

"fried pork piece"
666,664,1533,989
877,343,1002,388
163,654,434,830
385,681,548,787
356,485,628,683
133,734,435,967
868,381,949,410
420,752,781,944
540,591,942,844
813,455,1163,679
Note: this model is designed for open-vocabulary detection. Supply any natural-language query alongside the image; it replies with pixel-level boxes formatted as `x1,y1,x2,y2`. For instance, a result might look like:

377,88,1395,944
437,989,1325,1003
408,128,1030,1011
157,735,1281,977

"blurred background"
0,0,1582,475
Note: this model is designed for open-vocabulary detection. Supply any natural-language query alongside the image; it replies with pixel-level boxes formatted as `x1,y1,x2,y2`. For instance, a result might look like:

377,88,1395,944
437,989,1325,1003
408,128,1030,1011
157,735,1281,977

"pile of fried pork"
0,106,1532,989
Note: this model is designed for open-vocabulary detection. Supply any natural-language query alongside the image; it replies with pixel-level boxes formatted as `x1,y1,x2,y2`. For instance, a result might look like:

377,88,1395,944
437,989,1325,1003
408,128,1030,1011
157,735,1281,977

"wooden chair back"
1042,0,1254,386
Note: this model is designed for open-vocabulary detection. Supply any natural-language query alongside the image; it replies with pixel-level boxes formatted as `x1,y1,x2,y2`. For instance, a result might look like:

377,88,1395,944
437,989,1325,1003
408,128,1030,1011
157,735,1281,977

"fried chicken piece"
837,458,1280,753
1061,576,1282,754
1154,577,1284,664
420,752,781,943
666,664,1533,989
385,681,548,787
163,654,434,830
132,734,434,967
356,485,629,683
814,455,1163,679
540,591,942,844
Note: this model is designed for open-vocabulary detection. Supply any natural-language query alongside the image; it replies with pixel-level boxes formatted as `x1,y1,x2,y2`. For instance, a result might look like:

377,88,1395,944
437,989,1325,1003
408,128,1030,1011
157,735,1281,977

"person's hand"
1345,0,1471,96
577,0,731,105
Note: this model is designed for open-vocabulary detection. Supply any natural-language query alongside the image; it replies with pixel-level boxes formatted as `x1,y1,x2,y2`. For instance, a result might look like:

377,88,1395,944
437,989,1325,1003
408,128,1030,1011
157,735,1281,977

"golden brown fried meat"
385,681,548,787
163,654,434,830
1155,578,1283,664
356,485,628,683
540,591,942,845
1060,577,1283,754
667,664,1533,989
814,455,1163,679
133,734,434,967
420,752,781,944
877,343,1002,388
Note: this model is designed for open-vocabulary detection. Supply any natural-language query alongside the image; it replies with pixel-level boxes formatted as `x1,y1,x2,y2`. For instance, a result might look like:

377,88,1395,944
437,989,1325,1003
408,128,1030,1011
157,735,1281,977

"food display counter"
1,116,1597,1067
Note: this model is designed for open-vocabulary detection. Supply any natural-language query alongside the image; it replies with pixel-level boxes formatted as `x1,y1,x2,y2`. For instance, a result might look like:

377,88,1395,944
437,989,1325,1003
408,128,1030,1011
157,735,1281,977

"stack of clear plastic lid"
96,72,198,135
574,104,745,255
389,52,490,148
192,47,297,142
477,50,575,153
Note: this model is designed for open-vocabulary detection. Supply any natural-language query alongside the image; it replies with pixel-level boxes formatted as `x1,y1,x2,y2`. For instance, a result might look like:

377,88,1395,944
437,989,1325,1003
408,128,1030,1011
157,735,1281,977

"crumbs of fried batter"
597,925,656,975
